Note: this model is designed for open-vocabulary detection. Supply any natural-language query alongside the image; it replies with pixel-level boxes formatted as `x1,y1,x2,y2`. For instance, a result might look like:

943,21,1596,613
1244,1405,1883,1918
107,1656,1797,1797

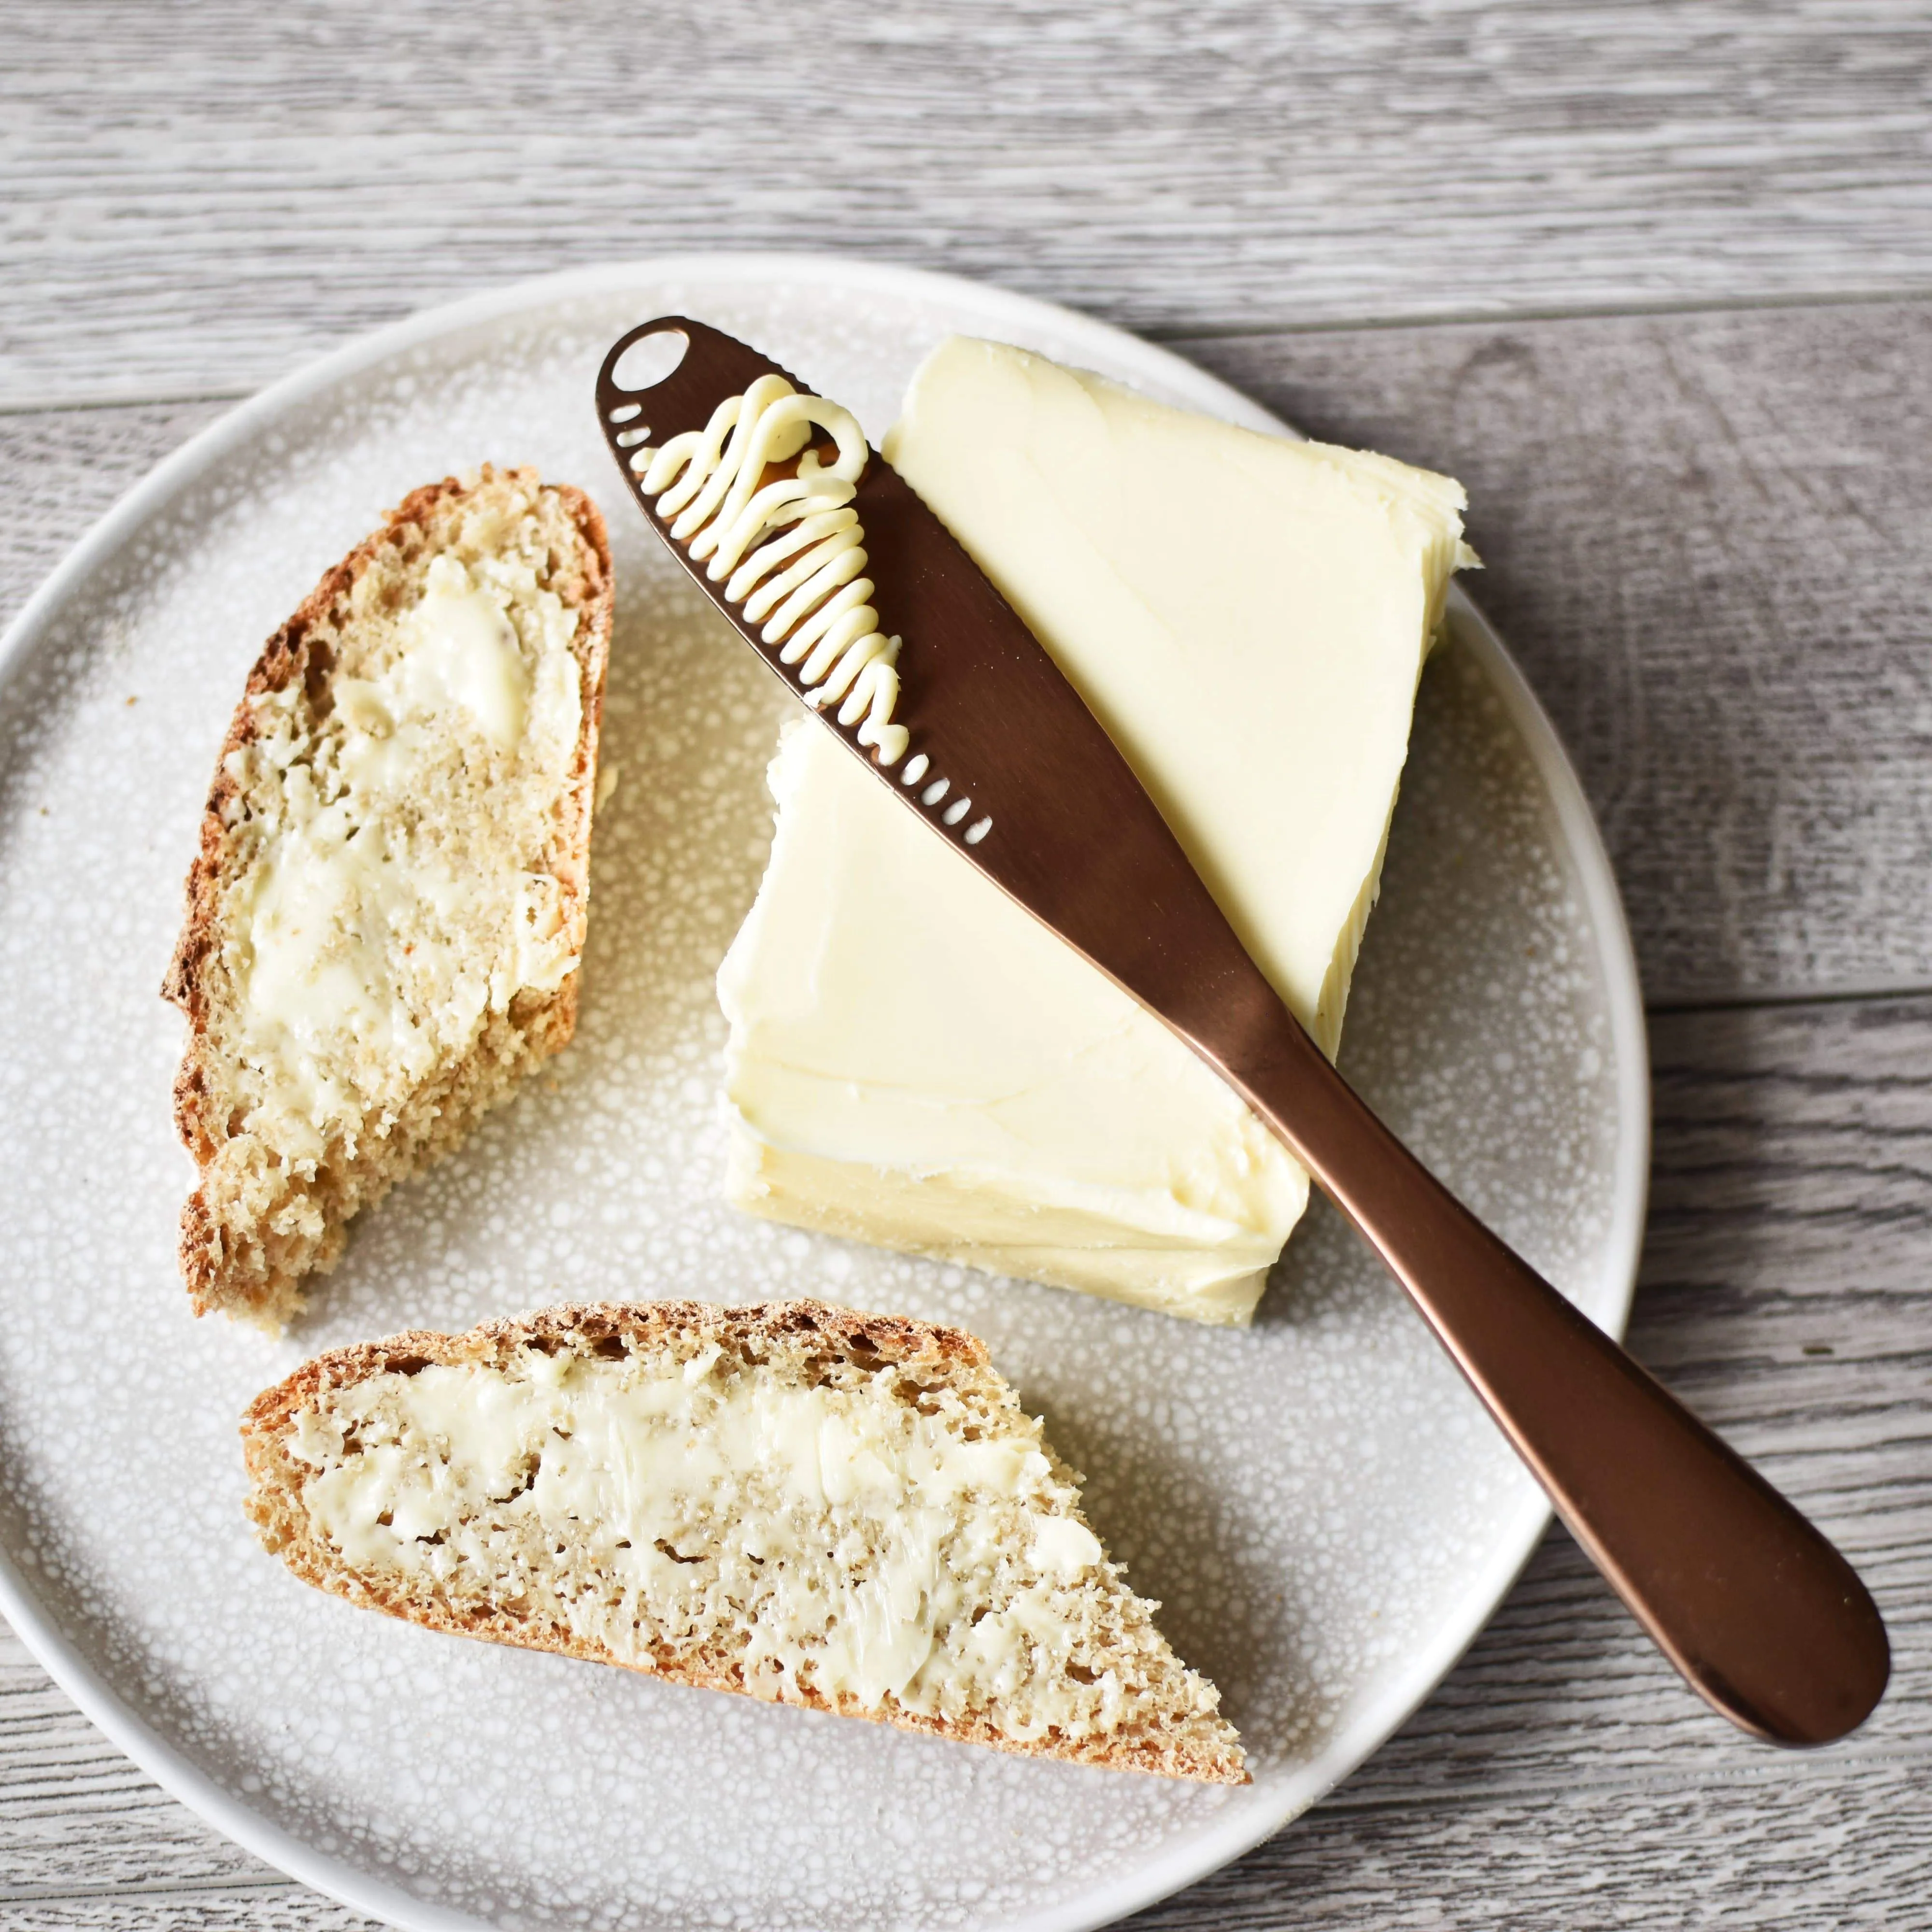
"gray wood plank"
0,402,227,627
1364,998,1932,1789
0,1632,379,1921
3,0,1931,405
0,993,1926,1923
1134,1759,1932,1932
8,0,1929,1913
1184,301,1932,1004
0,1633,284,1898
0,1882,380,1931
7,303,1930,1003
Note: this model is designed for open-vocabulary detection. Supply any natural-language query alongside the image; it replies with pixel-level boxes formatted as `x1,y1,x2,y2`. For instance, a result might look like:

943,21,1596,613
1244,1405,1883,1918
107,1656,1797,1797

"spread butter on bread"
164,468,614,1330
242,1299,1247,1782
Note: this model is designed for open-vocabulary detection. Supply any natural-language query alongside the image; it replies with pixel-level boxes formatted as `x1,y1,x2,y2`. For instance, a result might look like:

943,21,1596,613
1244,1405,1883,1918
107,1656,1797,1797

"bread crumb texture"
242,1299,1247,1784
164,468,613,1330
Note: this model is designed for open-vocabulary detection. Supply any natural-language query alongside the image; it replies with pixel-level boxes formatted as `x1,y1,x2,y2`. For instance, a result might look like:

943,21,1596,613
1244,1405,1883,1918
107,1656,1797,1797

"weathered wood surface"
9,300,1931,1004
1,313,1929,1932
5,0,1931,1919
2,0,1932,406
0,996,1925,1928
1186,303,1932,1006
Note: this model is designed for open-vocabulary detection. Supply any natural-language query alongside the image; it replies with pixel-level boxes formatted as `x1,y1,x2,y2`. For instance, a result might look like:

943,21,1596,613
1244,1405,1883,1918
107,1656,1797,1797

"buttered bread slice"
242,1299,1246,1782
719,340,1473,1324
164,468,613,1329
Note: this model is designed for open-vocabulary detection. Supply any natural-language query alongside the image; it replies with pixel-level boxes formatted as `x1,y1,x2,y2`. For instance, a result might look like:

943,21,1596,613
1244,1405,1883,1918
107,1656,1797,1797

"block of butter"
717,339,1473,1324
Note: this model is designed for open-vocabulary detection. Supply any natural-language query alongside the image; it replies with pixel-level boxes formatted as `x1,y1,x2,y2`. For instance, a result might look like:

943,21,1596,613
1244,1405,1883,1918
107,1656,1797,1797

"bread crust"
164,469,614,1326
242,1299,1248,1785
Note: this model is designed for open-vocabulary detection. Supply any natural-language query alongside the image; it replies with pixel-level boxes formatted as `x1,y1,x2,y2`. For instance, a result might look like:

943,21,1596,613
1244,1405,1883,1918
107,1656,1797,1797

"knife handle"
1220,1010,1889,1746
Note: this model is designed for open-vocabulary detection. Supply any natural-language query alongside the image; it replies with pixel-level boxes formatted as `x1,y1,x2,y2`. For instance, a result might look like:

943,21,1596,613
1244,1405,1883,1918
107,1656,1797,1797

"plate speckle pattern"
0,265,1642,1932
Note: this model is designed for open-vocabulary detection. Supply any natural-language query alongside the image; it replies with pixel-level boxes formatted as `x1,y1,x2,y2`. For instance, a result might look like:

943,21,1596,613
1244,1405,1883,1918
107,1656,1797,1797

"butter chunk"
719,721,1307,1323
717,339,1472,1324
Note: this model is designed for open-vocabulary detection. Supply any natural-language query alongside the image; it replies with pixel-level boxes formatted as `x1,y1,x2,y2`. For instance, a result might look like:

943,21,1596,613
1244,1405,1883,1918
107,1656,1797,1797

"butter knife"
595,317,1888,1747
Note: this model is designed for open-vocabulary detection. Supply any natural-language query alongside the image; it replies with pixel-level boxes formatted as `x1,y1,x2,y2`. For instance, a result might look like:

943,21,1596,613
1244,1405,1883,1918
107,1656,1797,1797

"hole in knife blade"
901,753,929,785
611,327,690,393
613,426,651,447
943,796,971,824
965,817,992,844
607,401,643,424
922,778,951,806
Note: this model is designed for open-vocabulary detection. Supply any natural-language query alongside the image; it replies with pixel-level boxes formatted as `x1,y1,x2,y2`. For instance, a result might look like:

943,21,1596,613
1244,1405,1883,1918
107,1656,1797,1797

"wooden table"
3,3,1927,1924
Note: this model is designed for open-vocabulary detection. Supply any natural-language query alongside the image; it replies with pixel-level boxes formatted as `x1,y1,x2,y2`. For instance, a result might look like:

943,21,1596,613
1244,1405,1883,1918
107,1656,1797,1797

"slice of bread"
242,1299,1247,1783
164,468,614,1331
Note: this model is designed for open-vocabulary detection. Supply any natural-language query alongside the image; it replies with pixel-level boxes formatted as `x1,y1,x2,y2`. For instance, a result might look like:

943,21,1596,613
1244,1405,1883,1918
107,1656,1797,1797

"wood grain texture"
0,934,1925,1917
0,402,226,625
1353,997,1932,1801
0,1897,376,1932
0,1634,278,1900
9,303,1930,1003
4,16,1930,1907
3,327,1928,1923
1183,300,1932,1004
3,0,1932,405
1134,1760,1932,1932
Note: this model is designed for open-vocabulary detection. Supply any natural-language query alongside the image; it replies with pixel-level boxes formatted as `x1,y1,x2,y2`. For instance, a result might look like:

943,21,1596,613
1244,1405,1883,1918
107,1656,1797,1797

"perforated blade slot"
596,317,983,844
593,316,1257,1052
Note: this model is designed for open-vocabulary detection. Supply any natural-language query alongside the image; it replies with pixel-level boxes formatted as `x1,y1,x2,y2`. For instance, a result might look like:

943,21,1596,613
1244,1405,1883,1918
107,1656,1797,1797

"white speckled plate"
0,258,1647,1932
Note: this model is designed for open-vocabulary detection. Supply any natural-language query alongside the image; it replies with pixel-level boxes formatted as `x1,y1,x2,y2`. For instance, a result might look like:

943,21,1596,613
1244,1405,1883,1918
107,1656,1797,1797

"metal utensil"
595,317,1889,1747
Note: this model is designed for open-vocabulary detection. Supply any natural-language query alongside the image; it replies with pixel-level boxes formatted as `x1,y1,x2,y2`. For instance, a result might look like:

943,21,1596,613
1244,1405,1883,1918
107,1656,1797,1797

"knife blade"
595,316,1888,1748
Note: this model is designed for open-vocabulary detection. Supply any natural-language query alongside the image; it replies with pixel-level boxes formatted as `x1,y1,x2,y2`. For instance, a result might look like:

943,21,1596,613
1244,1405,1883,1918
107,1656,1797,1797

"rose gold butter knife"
596,317,1888,1747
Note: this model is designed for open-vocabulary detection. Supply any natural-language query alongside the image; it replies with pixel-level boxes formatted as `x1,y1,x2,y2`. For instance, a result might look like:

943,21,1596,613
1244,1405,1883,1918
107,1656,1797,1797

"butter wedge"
717,339,1472,1324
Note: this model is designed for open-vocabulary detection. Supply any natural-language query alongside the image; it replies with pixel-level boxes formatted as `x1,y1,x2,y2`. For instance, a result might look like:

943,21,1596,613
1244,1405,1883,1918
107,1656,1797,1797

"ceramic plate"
0,257,1647,1932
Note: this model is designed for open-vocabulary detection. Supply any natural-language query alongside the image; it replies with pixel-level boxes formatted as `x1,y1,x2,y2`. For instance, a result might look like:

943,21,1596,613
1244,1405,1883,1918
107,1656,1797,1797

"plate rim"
0,251,1650,1932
